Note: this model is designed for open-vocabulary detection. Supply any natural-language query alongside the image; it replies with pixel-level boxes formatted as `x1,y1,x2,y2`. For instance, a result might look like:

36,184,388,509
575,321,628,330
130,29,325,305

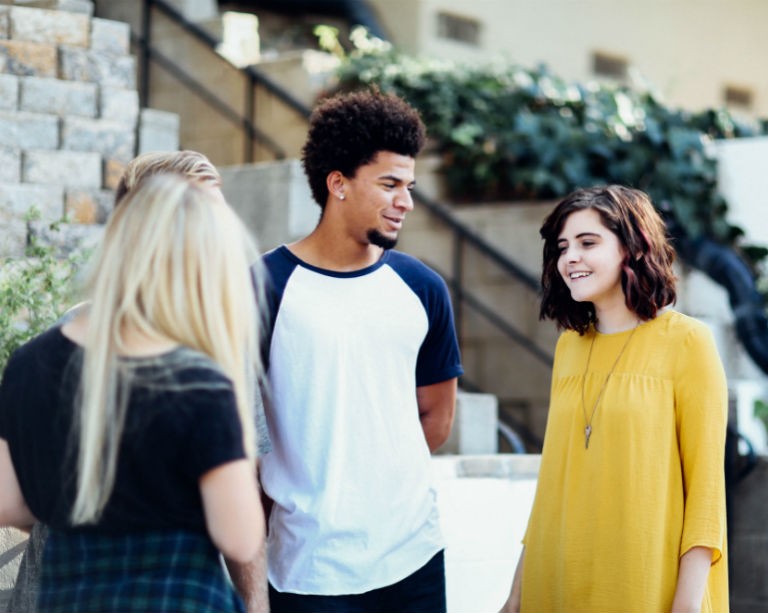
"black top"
0,327,246,533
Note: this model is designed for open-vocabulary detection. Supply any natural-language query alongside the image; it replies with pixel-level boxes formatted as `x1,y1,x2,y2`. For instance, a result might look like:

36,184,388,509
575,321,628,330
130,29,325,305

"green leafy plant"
0,212,87,371
323,28,767,274
755,399,768,432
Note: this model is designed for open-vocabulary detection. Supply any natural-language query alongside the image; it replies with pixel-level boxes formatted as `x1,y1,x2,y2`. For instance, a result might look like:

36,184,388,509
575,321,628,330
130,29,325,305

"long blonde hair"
71,175,260,524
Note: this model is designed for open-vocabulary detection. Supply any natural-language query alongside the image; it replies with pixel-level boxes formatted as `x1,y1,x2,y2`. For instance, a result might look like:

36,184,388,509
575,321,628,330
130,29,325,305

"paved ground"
432,455,539,613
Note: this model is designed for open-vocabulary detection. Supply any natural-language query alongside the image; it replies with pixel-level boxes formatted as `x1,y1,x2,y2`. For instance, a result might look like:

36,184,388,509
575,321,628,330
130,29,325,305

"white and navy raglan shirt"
259,245,463,595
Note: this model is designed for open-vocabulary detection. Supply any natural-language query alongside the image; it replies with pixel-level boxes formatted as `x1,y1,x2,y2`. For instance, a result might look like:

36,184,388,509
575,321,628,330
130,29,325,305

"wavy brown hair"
539,185,677,333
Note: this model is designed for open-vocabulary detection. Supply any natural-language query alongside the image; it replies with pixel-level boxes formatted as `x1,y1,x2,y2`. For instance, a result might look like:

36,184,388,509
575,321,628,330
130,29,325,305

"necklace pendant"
585,425,592,449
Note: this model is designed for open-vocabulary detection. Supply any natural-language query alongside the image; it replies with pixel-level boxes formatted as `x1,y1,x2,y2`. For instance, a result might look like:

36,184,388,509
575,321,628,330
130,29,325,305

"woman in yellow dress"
501,185,729,613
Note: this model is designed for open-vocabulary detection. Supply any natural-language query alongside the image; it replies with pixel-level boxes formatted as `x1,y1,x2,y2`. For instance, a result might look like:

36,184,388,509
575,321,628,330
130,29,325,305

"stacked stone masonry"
0,0,136,255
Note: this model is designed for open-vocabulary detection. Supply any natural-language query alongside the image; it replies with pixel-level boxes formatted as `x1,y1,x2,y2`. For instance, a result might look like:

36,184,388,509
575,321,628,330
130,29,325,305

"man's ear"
327,171,346,201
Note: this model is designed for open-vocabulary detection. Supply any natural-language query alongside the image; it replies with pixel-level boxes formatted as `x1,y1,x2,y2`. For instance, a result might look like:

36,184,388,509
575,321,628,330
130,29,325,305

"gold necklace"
581,322,639,450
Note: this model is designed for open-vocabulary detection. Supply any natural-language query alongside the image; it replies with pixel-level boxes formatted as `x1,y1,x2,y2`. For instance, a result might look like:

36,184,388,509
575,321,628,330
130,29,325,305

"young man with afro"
250,90,463,612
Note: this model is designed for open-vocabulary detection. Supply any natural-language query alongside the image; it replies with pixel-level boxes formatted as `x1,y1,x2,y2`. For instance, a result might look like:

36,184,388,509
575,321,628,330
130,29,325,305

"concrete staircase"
94,0,330,167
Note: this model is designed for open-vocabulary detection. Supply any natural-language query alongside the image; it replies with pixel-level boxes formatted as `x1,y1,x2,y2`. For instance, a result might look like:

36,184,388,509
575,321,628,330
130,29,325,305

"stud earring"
339,194,345,200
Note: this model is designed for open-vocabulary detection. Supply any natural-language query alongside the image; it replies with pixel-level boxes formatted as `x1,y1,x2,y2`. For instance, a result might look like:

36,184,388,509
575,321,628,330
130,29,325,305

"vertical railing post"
139,0,152,108
244,71,255,163
452,232,465,349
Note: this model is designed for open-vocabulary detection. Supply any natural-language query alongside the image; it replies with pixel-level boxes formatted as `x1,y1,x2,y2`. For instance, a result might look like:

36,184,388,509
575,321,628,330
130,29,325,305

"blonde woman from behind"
0,175,265,613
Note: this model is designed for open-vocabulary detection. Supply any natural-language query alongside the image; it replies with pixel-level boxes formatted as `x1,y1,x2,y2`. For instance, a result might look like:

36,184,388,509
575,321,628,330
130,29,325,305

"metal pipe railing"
139,0,311,161
413,187,540,292
134,0,550,380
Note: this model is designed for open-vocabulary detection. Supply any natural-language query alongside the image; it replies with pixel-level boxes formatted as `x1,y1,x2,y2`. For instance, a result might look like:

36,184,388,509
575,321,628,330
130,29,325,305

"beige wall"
369,0,768,118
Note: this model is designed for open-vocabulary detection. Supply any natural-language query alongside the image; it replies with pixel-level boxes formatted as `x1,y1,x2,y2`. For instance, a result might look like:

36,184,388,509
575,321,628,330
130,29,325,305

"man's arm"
223,472,271,613
416,378,458,452
225,543,269,613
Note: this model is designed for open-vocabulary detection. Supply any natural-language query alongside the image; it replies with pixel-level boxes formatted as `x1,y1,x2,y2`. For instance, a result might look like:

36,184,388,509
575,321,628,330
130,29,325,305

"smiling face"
339,151,415,250
556,208,627,312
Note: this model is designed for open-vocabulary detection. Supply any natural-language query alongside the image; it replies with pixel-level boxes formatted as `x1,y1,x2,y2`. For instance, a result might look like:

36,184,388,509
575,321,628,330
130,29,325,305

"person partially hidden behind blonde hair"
2,151,270,613
114,149,223,205
0,175,266,612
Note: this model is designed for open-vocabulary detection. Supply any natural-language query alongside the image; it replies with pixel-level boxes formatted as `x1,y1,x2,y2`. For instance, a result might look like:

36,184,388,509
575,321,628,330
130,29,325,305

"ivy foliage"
324,29,768,268
0,213,86,371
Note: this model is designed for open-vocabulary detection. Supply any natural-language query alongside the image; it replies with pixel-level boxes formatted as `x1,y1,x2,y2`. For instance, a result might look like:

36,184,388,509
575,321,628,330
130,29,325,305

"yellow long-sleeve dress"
521,310,729,613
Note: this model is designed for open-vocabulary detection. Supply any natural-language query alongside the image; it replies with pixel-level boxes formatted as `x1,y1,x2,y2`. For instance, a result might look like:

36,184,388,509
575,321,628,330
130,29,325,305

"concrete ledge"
438,391,499,455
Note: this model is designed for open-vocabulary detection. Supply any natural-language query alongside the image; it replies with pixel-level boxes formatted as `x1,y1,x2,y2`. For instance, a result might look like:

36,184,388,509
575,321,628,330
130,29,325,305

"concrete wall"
219,158,318,251
368,0,768,119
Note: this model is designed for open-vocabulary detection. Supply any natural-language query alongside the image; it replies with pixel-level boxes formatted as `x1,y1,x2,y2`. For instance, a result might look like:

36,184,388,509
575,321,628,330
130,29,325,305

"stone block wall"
0,0,136,255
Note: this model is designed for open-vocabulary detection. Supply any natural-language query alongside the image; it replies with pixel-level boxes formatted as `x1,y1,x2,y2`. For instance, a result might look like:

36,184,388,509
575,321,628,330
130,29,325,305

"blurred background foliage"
0,212,85,371
321,27,768,279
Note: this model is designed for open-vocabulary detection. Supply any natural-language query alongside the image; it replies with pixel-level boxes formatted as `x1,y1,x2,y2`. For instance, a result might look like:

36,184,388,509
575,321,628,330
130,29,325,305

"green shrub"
0,213,87,371
324,28,768,273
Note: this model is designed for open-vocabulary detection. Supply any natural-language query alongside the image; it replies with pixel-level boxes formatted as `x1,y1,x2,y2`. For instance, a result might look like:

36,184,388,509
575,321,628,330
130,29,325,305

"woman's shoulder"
555,328,590,350
7,326,75,369
128,347,232,392
646,309,713,342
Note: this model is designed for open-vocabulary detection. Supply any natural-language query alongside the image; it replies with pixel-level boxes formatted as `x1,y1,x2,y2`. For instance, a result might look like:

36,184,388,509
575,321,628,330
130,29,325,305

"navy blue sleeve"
260,246,299,370
388,252,464,387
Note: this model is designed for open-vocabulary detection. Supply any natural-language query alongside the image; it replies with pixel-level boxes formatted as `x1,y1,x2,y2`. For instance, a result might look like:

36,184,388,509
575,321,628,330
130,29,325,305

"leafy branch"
0,211,87,371
322,28,768,276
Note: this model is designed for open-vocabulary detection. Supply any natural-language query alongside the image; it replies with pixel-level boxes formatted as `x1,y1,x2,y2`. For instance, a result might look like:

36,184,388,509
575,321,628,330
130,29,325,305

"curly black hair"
301,89,426,209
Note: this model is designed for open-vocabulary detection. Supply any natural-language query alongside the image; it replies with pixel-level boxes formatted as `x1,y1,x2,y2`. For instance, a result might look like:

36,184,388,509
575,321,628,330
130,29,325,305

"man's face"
341,151,416,250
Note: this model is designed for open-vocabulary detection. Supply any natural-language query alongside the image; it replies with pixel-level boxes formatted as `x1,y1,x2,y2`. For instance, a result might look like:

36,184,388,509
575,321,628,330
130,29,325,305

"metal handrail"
428,265,552,368
147,0,311,117
138,0,311,161
413,187,540,291
131,0,550,386
453,279,552,367
137,38,288,159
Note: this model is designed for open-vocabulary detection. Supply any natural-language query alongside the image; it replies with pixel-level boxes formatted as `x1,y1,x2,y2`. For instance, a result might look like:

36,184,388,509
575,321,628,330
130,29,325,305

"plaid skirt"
38,528,245,613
